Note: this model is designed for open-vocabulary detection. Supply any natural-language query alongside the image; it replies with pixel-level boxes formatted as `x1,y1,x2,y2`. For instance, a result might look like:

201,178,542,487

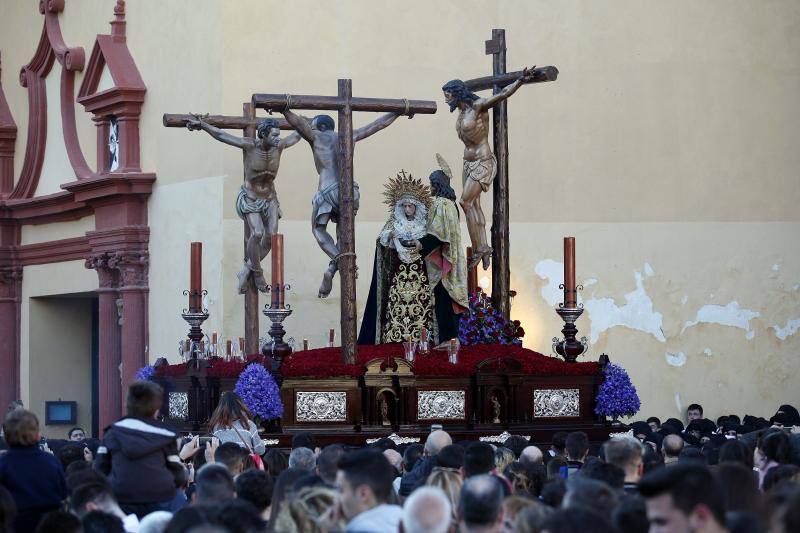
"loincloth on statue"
312,181,360,225
462,156,497,192
236,186,282,221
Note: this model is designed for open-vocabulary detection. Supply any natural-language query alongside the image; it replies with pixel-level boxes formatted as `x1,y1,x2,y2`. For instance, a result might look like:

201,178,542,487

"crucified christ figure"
186,115,301,293
443,66,535,270
281,109,401,298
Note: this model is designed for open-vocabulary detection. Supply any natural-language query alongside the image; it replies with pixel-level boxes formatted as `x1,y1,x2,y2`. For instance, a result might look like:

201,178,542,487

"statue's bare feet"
481,248,492,270
253,271,269,293
318,269,335,298
236,267,250,294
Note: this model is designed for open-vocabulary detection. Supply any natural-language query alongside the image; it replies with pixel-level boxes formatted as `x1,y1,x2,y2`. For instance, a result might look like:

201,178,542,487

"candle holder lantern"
552,284,588,363
182,289,209,368
262,284,293,376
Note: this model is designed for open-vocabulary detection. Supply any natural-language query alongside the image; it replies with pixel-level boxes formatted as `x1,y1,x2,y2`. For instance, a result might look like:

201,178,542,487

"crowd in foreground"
0,381,798,533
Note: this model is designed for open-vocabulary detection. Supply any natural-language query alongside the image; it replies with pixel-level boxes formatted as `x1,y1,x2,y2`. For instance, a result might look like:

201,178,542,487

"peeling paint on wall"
772,318,800,341
644,263,655,277
682,301,760,339
772,264,780,272
584,278,597,287
583,269,666,344
666,351,687,366
703,348,713,356
682,295,688,305
534,259,565,307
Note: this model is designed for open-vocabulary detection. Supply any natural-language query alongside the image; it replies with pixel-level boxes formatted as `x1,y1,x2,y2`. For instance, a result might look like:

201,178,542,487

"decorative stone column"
0,266,22,412
109,250,148,392
86,253,121,431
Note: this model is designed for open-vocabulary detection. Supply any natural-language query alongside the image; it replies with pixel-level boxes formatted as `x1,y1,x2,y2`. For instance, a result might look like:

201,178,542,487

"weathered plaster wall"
1,0,798,423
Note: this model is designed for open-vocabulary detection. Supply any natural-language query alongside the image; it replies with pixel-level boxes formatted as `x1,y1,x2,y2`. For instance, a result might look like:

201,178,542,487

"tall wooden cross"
251,81,436,364
463,29,559,319
162,108,293,355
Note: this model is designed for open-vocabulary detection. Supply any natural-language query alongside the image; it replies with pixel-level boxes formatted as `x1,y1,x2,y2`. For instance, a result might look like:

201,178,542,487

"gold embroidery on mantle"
382,261,432,342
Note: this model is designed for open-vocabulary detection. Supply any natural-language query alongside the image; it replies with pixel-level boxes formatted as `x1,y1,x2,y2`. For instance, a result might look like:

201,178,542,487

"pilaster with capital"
108,250,149,392
0,266,22,411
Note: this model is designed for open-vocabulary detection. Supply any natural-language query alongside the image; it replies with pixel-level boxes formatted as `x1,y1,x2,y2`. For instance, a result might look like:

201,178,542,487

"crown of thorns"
383,170,432,212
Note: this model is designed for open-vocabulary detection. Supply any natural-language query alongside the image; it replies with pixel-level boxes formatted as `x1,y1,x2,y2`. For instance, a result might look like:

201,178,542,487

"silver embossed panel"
169,392,188,420
296,392,347,422
533,388,580,418
418,390,465,420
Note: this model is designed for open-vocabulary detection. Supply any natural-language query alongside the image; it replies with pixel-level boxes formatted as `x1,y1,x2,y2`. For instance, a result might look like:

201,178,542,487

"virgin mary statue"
358,172,434,344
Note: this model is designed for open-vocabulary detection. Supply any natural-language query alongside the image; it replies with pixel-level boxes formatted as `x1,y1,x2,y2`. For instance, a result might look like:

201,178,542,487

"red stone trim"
17,236,90,266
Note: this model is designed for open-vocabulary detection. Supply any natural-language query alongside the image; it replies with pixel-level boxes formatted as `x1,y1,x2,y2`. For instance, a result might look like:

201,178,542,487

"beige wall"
2,1,799,424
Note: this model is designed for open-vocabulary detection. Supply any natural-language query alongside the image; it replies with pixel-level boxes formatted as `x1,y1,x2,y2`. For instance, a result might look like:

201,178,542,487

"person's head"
215,498,266,533
268,467,309,527
494,446,515,472
316,444,345,484
425,429,452,456
546,456,567,480
503,462,533,496
603,438,644,483
66,465,109,494
82,510,125,533
663,434,684,459
426,467,463,520
208,391,252,432
762,464,800,492
458,475,504,532
428,169,457,201
310,115,335,132
502,495,540,532
264,448,288,478
713,462,761,515
35,510,82,533
195,463,235,503
273,485,337,533
214,442,245,476
718,439,753,470
58,443,87,471
256,117,281,147
565,431,589,462
291,431,317,451
126,380,163,418
441,79,479,112
541,478,567,508
436,444,465,469
639,463,726,533
579,460,625,490
541,507,614,533
679,446,706,465
288,446,316,471
70,481,122,518
402,486,452,533
551,432,568,455
0,485,16,532
164,505,218,533
503,435,529,459
235,469,273,516
563,477,619,522
687,404,704,422
401,199,417,219
2,408,39,446
757,430,791,465
464,441,496,477
612,496,649,533
514,503,554,533
647,417,662,433
68,427,86,441
403,443,424,472
519,445,544,467
335,449,395,521
383,448,403,475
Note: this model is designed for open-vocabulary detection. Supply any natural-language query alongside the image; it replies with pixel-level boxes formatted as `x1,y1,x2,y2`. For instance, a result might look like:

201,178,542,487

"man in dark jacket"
94,380,182,518
399,429,452,497
0,409,67,531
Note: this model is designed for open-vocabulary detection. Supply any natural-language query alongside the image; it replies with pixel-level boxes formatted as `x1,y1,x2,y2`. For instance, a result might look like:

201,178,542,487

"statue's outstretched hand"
521,66,537,82
186,113,204,131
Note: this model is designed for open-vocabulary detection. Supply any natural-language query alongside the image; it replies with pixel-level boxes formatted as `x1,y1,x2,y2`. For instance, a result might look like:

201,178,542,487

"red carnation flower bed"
281,344,598,378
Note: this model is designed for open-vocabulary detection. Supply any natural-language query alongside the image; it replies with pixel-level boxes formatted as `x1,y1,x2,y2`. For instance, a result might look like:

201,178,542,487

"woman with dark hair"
264,448,288,479
208,392,265,456
719,440,754,470
756,430,791,489
714,463,763,514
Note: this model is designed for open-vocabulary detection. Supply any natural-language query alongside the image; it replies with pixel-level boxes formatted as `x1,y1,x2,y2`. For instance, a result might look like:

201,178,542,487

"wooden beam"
464,65,559,92
337,80,357,365
251,94,437,115
162,113,293,130
242,103,260,355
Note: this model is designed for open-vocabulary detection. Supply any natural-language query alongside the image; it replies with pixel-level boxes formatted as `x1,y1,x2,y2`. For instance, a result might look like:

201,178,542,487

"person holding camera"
208,392,265,457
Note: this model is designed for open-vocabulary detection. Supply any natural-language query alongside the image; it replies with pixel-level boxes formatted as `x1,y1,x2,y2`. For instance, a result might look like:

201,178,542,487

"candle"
199,341,205,355
271,234,284,309
190,242,202,311
212,331,218,344
421,327,427,343
303,338,308,351
564,237,576,308
466,246,478,294
328,328,335,348
239,337,245,354
226,339,232,357
185,339,190,353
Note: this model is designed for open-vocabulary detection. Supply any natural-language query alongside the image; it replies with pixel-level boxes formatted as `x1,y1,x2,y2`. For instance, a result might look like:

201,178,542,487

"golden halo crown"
383,170,432,211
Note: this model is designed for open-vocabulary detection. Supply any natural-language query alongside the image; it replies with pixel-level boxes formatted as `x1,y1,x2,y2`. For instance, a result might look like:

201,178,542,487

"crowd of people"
0,381,798,533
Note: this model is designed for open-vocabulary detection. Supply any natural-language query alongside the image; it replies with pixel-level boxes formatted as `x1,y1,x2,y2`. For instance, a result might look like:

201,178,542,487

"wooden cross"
162,107,294,355
463,29,558,320
251,81,436,364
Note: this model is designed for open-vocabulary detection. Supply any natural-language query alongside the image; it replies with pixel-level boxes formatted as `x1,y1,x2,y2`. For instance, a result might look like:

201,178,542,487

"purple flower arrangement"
134,365,156,382
594,363,641,419
234,363,283,422
458,290,525,346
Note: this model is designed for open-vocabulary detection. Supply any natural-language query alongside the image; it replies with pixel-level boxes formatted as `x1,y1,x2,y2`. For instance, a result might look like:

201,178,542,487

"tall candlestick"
328,328,335,348
271,234,284,309
303,338,308,351
563,237,576,308
226,339,232,357
190,242,202,311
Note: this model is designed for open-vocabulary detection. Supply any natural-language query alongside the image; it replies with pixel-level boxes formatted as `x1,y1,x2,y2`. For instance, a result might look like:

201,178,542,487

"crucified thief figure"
281,109,402,298
186,114,301,293
442,67,534,270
